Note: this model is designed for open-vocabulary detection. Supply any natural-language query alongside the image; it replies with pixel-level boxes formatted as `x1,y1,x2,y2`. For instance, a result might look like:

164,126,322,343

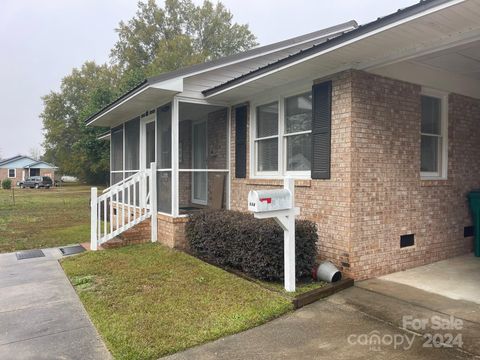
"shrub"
186,210,318,281
1,179,12,190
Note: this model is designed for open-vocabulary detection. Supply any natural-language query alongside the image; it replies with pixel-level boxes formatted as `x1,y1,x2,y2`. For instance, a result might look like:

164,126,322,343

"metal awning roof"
85,21,358,127
85,78,183,127
202,0,480,101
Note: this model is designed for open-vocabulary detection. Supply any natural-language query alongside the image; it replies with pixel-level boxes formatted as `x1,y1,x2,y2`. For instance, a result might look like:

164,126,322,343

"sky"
0,0,416,159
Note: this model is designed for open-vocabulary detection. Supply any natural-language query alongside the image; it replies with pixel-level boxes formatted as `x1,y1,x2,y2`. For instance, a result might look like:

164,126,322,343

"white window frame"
420,88,448,180
250,86,312,179
8,169,16,178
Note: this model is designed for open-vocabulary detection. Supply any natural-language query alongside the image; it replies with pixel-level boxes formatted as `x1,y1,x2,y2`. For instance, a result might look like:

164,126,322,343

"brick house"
0,155,57,186
87,0,480,279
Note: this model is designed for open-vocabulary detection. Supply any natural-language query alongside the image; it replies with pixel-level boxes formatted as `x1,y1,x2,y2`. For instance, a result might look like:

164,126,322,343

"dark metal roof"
202,0,453,97
85,79,148,125
85,20,357,125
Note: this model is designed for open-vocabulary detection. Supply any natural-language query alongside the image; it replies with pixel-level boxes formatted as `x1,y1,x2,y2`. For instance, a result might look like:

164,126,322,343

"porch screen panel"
111,126,124,185
124,118,140,171
207,108,228,170
157,104,172,169
157,171,172,214
178,102,228,214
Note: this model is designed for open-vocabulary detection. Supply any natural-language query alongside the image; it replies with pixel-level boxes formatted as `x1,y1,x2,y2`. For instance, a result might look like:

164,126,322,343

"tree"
42,0,257,184
41,62,119,184
28,147,42,161
111,0,257,78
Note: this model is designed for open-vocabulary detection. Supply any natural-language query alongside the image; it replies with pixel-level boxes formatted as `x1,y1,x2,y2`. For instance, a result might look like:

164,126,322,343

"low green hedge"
186,210,318,281
1,179,11,190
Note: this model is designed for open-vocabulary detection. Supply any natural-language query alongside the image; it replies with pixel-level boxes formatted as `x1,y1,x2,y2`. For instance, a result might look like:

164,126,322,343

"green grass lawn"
61,243,293,360
0,185,95,252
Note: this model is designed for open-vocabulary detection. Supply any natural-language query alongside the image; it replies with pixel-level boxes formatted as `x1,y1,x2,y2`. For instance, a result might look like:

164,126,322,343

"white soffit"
87,84,182,127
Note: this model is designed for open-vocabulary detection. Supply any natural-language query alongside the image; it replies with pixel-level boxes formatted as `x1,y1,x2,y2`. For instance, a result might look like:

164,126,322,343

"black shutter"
311,81,332,179
235,106,247,178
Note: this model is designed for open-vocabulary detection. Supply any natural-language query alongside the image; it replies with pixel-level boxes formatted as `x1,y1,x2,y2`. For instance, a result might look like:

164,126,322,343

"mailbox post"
248,177,299,292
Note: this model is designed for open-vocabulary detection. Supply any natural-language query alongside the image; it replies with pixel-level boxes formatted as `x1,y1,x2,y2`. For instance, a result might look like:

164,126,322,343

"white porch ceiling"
87,81,182,128
206,0,480,102
370,39,480,98
413,40,480,79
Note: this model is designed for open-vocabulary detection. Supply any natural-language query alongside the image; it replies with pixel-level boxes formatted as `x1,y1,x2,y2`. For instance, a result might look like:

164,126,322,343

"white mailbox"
248,189,292,213
247,178,300,292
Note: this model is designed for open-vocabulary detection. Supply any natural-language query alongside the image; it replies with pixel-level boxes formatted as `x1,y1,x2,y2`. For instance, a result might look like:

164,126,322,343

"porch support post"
283,177,295,292
150,162,157,242
90,187,98,251
171,98,179,216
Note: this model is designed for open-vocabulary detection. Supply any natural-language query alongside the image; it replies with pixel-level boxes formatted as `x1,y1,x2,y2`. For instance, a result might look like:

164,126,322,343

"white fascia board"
205,0,466,98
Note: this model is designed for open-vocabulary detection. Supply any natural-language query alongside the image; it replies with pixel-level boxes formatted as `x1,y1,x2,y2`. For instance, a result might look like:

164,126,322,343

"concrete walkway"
379,253,480,304
0,248,111,360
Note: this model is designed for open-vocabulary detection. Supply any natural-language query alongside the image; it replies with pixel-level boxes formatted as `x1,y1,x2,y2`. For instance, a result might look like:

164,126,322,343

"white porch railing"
90,162,157,250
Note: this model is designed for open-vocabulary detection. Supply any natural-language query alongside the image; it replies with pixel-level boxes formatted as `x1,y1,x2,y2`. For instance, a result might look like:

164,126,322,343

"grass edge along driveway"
61,243,293,360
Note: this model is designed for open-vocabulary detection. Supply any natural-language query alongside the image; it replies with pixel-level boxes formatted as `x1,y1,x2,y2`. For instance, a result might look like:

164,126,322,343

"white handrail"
102,171,138,194
91,162,157,250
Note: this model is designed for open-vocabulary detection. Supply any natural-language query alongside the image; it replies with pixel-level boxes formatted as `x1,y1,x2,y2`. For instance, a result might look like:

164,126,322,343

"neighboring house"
0,155,57,186
87,0,480,280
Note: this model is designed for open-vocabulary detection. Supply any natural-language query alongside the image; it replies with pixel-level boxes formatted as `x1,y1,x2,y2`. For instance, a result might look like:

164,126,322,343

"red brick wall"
229,71,354,277
0,168,25,186
228,69,479,280
349,70,478,279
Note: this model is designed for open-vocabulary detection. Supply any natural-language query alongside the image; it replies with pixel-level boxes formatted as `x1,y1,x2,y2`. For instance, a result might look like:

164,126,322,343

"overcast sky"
0,0,416,159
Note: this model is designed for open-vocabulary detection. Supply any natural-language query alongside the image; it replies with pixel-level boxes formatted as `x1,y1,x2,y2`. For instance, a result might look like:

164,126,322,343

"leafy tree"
41,62,119,184
42,0,257,184
111,0,257,77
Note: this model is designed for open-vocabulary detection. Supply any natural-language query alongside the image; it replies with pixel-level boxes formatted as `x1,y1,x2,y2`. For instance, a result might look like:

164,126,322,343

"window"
284,92,312,171
255,102,279,173
420,90,448,179
8,169,15,178
253,91,312,177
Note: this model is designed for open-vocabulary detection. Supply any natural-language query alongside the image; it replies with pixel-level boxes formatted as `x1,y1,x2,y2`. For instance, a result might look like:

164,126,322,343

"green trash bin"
467,190,480,257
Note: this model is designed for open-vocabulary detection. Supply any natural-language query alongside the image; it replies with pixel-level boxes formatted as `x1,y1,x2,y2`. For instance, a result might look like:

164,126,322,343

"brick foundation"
109,203,189,249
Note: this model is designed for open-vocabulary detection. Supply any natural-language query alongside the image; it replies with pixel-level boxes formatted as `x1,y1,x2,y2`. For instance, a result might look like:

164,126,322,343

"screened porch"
109,99,229,217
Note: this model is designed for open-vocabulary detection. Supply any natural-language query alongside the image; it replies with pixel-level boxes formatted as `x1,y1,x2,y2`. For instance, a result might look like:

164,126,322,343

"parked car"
60,175,79,183
20,176,53,189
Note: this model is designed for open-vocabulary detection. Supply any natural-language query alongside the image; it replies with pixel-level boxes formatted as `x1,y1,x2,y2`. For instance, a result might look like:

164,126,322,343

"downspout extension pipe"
312,261,342,283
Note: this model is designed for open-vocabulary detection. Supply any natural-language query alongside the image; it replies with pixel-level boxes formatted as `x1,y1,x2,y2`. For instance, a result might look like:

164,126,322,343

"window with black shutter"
235,106,247,178
311,81,332,179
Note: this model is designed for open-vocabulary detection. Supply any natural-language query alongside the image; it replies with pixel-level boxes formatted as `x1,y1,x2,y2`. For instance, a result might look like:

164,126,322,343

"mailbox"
248,189,292,213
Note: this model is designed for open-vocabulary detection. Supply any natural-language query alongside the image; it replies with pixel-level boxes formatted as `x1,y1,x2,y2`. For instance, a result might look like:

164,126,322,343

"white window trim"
420,87,448,180
250,86,312,180
8,169,16,178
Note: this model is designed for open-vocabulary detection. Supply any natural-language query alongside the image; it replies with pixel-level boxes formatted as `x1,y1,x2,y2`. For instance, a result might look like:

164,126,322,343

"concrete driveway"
379,253,480,304
0,248,110,360
165,256,480,360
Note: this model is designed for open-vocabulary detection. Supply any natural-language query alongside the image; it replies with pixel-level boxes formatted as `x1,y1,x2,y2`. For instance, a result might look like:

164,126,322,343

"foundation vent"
464,226,474,238
400,234,415,248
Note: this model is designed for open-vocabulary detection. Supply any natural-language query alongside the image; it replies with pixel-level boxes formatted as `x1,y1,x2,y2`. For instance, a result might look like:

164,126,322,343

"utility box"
248,189,292,213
